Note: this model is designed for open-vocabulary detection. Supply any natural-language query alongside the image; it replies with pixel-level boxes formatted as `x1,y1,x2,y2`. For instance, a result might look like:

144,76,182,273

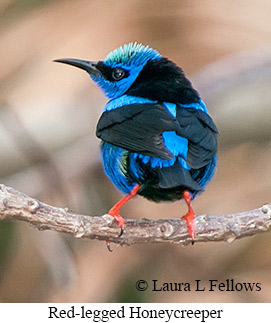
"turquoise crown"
104,42,162,66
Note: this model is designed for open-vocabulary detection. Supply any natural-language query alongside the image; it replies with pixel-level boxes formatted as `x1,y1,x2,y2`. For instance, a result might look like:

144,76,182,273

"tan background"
0,0,271,302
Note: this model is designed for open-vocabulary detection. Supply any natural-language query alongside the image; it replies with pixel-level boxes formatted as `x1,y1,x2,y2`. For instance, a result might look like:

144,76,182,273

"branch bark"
0,184,270,246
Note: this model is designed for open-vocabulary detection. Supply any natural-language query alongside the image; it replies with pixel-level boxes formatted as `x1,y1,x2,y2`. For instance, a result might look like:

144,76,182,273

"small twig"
0,184,270,246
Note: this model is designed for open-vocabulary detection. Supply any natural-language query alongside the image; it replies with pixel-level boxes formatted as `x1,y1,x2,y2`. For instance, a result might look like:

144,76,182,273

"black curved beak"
53,58,100,77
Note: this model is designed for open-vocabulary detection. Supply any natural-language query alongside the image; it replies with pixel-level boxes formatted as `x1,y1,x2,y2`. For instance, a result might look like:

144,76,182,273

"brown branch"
0,184,270,246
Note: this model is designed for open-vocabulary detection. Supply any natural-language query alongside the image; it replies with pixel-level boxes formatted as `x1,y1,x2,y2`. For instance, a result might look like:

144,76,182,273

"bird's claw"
105,211,125,251
119,224,124,237
106,241,113,252
108,210,125,237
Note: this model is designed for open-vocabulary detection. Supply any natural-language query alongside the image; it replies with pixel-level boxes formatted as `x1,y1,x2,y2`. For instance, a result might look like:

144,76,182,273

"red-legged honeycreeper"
54,43,218,249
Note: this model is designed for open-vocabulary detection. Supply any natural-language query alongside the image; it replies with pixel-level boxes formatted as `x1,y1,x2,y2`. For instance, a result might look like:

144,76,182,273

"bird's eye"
112,68,125,81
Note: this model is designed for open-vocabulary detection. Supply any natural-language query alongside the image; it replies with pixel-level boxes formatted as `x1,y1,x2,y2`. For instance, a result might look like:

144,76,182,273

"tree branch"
0,184,270,246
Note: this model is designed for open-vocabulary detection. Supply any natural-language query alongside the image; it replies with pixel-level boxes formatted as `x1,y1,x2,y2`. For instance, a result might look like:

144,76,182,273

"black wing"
96,103,181,160
96,103,218,169
176,107,218,168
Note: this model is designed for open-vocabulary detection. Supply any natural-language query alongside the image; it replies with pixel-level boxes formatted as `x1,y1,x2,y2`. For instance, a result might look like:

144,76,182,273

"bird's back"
97,95,218,202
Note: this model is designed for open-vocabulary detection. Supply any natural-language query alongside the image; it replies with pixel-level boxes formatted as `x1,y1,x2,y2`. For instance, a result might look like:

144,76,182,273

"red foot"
182,190,196,240
106,184,140,251
107,209,125,237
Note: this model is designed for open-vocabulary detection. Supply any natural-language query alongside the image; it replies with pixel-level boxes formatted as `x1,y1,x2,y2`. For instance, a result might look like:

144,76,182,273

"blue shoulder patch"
180,99,208,113
163,102,177,117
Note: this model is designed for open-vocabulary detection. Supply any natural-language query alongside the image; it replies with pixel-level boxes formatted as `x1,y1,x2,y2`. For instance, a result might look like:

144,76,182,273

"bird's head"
54,43,199,103
54,43,161,99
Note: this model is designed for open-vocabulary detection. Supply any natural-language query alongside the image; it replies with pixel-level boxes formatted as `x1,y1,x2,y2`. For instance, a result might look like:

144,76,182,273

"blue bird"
54,43,218,249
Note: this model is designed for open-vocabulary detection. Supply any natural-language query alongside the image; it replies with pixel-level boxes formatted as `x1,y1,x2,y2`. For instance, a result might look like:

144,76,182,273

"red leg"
106,184,140,252
182,190,196,240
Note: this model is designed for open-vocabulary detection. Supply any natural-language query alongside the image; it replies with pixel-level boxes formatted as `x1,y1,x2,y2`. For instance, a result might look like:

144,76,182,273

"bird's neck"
104,95,157,112
125,58,200,104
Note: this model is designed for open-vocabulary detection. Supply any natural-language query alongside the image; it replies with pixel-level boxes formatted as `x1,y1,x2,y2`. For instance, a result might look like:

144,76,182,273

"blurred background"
0,0,271,303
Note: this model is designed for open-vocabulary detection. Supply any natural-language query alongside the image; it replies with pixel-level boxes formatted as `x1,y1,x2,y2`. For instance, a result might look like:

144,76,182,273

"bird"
54,43,218,250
